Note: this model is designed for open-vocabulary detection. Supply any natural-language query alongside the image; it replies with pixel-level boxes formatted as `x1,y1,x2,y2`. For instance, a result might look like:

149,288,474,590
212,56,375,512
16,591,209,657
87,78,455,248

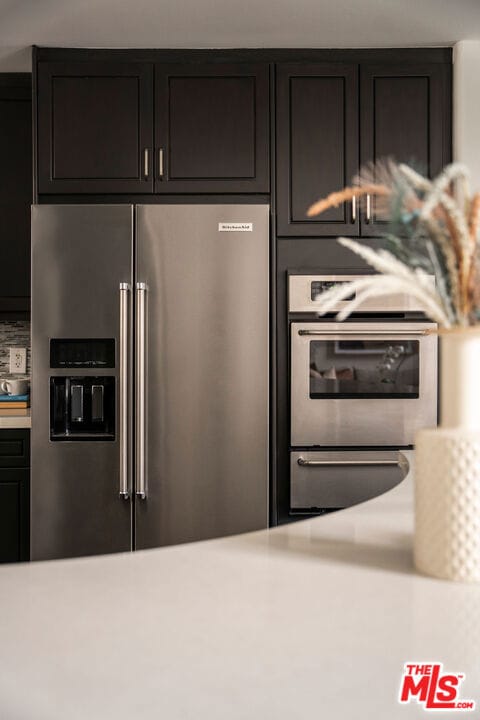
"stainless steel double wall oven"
289,274,438,513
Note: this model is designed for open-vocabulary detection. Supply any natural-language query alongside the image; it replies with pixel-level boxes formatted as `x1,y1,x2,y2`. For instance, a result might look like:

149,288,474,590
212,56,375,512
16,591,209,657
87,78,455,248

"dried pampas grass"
307,161,480,328
306,184,389,218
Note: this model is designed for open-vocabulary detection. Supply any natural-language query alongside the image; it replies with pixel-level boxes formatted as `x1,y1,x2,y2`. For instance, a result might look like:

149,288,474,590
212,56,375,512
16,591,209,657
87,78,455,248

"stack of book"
0,394,30,409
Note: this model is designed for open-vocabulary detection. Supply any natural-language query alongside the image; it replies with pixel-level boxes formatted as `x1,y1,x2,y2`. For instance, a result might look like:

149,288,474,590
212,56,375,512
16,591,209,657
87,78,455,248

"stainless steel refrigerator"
31,204,269,560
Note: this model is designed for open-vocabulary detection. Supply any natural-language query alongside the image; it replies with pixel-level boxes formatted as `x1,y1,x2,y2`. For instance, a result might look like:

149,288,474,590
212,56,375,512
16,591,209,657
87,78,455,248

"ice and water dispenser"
50,339,116,440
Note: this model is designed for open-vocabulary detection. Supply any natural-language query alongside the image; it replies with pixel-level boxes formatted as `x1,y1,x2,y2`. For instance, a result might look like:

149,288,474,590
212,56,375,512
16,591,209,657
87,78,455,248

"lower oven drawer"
290,450,408,511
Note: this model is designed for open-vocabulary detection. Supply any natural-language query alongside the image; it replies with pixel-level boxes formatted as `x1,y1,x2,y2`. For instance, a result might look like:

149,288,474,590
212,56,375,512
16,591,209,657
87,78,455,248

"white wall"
0,47,31,72
454,40,480,188
0,0,479,61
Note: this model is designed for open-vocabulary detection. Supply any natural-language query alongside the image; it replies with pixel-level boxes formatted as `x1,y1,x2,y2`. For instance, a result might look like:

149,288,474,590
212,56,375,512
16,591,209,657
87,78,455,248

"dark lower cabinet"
276,63,359,237
360,63,451,234
154,63,270,193
0,430,30,563
0,75,32,316
37,62,154,194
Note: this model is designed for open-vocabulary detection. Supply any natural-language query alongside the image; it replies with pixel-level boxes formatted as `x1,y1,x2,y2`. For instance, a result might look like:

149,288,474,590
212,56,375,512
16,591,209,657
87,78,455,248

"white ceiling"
1,0,480,70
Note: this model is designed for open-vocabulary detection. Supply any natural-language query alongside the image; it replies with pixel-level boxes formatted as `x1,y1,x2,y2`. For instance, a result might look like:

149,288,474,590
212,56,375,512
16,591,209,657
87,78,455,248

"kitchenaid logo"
399,663,475,711
218,222,253,232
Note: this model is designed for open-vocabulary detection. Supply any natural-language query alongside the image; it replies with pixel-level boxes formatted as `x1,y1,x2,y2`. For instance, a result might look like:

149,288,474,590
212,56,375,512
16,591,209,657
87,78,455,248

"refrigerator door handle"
136,282,147,499
119,283,130,499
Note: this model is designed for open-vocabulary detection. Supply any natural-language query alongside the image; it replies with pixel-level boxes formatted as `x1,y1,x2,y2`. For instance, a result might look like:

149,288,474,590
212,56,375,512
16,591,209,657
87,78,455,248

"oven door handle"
297,329,429,336
297,457,400,467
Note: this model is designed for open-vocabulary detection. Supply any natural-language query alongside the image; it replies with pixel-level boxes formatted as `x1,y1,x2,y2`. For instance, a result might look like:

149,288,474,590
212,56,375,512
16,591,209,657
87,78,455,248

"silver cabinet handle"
298,329,428,336
298,457,399,467
158,148,164,179
143,148,149,180
351,195,356,223
365,193,371,223
119,282,130,499
136,282,147,499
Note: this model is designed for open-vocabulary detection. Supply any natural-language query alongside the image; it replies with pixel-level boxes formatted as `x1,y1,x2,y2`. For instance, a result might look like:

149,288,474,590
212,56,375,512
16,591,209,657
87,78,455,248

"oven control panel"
310,280,355,302
288,274,433,314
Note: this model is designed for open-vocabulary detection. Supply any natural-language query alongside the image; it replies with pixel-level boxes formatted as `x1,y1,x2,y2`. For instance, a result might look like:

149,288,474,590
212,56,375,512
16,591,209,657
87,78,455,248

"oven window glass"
309,340,420,399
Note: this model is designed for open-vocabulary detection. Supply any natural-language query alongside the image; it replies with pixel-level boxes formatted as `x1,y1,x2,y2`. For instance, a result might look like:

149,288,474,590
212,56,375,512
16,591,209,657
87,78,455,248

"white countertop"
0,409,31,428
1,450,479,718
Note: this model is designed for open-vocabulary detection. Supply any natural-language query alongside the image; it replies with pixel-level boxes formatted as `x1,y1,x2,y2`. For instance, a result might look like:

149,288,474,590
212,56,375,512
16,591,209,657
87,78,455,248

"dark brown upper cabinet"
276,64,359,238
0,75,32,316
360,63,451,235
36,62,154,194
154,63,269,193
276,61,450,238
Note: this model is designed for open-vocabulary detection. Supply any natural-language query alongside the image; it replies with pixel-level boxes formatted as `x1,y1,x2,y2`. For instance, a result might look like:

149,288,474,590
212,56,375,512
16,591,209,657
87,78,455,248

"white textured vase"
415,329,480,582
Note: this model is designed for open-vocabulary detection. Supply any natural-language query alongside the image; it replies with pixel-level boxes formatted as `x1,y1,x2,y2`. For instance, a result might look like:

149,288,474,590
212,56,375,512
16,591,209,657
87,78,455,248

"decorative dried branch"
336,277,451,327
421,163,470,218
398,164,432,191
307,160,480,328
336,238,452,326
312,272,452,328
306,184,390,218
425,240,456,324
468,193,480,245
469,255,480,317
398,163,466,315
420,212,461,318
353,157,399,190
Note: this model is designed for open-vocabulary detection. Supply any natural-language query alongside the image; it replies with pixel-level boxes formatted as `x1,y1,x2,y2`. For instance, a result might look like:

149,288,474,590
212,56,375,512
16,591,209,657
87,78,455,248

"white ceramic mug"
1,379,29,396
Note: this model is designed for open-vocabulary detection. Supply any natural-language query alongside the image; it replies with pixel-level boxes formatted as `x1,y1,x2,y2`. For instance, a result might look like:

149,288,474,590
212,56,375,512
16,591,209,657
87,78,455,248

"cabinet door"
360,63,451,234
0,77,31,314
0,431,30,563
37,62,154,194
276,64,359,237
0,471,29,563
154,63,269,193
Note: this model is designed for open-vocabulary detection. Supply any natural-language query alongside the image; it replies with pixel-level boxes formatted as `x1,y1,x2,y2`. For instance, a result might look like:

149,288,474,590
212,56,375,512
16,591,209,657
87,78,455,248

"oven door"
291,321,437,446
290,450,409,511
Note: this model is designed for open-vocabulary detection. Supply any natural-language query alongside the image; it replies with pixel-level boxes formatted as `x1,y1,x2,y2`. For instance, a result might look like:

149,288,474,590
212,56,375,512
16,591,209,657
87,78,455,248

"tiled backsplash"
0,321,31,378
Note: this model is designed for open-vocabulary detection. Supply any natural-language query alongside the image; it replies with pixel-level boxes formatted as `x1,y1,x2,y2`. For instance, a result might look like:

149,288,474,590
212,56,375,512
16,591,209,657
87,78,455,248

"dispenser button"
71,385,84,423
92,385,104,423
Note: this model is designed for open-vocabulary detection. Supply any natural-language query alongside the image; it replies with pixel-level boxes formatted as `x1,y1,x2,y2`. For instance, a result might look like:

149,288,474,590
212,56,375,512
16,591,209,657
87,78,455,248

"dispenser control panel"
50,338,115,368
50,376,115,441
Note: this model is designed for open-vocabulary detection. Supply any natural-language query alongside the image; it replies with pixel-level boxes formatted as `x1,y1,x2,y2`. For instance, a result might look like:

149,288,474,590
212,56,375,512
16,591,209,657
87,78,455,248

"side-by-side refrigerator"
31,204,269,560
